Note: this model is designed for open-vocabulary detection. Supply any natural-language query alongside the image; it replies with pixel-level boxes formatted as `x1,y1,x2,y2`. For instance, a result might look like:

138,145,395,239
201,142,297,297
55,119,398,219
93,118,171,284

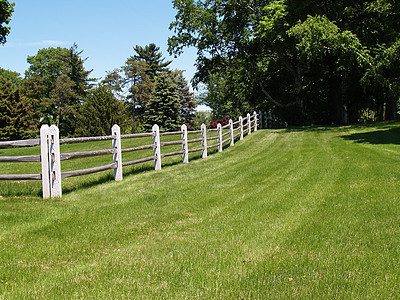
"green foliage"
0,67,21,86
49,74,76,136
122,44,194,132
123,59,153,133
287,15,367,67
172,70,197,129
144,72,181,131
193,110,211,129
25,47,71,97
169,0,400,124
357,108,377,123
25,44,93,136
19,74,51,129
132,43,171,80
101,69,124,99
0,0,14,44
0,76,36,140
76,86,127,137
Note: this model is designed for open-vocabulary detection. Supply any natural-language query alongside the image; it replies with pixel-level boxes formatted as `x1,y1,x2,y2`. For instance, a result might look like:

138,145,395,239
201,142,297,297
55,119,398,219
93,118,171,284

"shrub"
210,115,230,128
358,108,376,123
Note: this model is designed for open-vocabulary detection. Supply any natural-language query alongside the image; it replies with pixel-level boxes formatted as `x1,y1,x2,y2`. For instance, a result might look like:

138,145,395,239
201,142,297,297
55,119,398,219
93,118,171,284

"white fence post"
229,119,234,146
239,116,243,140
254,111,258,131
247,113,251,135
181,124,188,163
217,123,223,152
201,123,207,158
40,124,50,199
48,125,62,198
112,124,123,181
153,124,161,170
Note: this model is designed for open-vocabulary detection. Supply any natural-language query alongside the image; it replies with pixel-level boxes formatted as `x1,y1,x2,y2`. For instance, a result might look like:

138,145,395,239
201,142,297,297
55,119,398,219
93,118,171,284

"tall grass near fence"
0,122,400,298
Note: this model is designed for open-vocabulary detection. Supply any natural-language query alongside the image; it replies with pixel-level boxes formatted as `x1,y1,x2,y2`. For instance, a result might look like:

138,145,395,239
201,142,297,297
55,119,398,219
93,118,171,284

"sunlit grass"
0,122,399,298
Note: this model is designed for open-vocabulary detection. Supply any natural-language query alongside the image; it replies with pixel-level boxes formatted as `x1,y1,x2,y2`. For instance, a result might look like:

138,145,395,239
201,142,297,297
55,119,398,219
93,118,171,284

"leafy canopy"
169,0,400,124
0,0,14,45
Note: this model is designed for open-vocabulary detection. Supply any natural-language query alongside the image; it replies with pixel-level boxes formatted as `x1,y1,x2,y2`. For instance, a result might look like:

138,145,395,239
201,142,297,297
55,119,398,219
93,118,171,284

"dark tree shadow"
341,127,400,145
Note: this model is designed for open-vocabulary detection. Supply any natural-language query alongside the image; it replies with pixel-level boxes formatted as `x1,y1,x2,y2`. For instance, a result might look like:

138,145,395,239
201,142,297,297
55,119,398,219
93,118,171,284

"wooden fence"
258,111,288,129
0,112,260,199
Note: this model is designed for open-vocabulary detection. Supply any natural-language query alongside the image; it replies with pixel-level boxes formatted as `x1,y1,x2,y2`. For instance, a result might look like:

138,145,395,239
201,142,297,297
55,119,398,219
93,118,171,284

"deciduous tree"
25,44,93,135
169,0,400,124
0,0,14,44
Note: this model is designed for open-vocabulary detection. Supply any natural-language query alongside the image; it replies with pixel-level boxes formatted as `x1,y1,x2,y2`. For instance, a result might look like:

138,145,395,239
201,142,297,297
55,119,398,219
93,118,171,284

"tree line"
0,43,197,140
3,0,399,135
168,0,400,124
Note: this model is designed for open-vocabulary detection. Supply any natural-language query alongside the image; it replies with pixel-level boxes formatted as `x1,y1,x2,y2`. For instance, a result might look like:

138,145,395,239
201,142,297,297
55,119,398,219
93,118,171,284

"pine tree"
145,72,180,132
132,43,172,80
172,70,197,130
0,76,36,140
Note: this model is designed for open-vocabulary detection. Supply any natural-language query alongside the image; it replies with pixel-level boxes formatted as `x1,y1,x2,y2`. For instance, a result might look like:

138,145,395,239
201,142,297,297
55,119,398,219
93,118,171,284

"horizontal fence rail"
0,111,265,198
0,138,40,148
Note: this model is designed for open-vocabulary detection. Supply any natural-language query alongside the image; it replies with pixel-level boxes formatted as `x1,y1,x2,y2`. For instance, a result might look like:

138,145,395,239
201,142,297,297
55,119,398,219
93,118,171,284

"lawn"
0,122,399,298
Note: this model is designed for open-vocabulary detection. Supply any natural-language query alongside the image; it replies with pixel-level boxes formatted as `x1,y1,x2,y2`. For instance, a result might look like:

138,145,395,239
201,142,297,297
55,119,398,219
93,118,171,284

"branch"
259,82,298,108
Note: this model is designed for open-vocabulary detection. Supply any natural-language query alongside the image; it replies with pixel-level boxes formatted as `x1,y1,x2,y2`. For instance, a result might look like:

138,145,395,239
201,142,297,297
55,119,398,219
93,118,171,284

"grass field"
1,122,400,298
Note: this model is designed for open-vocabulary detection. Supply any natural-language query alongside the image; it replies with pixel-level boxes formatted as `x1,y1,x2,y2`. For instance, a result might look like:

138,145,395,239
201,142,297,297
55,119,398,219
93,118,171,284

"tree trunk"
131,105,135,134
377,102,384,121
329,76,343,123
385,98,397,120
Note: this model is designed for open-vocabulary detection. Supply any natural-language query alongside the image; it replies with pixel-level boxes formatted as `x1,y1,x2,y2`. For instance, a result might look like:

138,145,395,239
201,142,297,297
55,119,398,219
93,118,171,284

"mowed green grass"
0,123,400,298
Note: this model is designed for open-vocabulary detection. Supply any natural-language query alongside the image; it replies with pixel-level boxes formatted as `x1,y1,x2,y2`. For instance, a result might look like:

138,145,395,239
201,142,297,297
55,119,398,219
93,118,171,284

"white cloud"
5,40,70,47
42,40,69,46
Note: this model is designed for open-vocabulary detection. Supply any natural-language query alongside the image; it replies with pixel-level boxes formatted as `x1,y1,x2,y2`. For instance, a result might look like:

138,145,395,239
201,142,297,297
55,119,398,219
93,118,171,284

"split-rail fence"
0,112,263,198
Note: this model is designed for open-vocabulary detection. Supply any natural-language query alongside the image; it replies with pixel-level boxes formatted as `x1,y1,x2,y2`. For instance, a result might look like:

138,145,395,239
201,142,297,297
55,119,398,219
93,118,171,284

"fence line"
258,111,288,129
0,112,264,199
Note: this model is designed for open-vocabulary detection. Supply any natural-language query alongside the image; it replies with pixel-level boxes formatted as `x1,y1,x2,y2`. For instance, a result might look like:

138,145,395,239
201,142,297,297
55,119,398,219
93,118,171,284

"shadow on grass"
61,149,215,196
341,127,400,145
1,134,257,198
278,121,400,134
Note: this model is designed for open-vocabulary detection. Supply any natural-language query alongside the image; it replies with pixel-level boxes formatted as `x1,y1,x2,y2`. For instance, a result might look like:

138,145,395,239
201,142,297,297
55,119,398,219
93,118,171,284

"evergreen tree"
172,70,197,129
76,86,127,137
49,74,76,136
19,74,51,128
0,76,35,140
122,43,173,132
123,60,153,133
144,72,181,131
132,43,172,80
65,43,94,102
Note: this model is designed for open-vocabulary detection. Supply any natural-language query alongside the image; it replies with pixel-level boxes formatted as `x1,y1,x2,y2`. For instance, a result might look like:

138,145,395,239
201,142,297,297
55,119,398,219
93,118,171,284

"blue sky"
1,0,197,85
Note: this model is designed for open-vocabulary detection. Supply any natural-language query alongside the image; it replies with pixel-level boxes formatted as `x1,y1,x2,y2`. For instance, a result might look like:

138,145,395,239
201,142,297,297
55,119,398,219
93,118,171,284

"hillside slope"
1,123,400,298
